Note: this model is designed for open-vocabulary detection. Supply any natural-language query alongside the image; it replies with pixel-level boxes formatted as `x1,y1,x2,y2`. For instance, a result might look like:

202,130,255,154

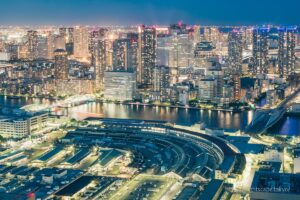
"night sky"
0,0,299,26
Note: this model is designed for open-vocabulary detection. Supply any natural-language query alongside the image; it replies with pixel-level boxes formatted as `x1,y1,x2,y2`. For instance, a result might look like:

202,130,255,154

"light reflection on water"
0,96,299,135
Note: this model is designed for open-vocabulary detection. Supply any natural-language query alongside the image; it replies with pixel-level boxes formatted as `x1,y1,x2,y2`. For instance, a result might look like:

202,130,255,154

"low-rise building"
200,179,224,200
198,78,216,102
0,112,48,138
250,172,300,200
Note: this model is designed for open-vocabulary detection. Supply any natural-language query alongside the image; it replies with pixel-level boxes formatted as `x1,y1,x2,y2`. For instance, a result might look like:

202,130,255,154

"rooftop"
218,156,236,173
55,176,94,197
251,171,300,194
200,179,224,200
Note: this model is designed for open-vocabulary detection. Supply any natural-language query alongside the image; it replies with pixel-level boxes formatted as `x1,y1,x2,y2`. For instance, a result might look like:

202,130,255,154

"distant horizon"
0,0,299,26
0,24,299,28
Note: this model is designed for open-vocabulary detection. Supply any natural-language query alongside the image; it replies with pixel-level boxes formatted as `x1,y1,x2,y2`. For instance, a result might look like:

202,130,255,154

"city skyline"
0,0,300,26
0,1,300,199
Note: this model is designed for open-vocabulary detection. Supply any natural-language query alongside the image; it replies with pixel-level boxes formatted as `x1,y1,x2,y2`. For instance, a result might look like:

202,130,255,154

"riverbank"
96,100,249,113
0,95,298,135
0,94,250,112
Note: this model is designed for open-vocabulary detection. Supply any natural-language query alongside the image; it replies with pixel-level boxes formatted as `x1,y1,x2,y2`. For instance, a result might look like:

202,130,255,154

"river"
0,96,299,136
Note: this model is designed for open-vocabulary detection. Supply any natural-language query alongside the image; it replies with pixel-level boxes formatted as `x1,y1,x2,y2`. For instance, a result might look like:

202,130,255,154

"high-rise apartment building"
47,31,55,59
278,26,296,77
138,25,156,87
54,49,69,80
73,26,89,60
112,38,137,72
153,66,170,100
66,27,74,55
91,39,106,91
27,30,38,60
36,35,48,59
252,27,269,75
228,30,243,73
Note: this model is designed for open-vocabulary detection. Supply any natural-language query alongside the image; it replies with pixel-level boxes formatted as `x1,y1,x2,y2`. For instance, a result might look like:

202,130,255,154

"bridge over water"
245,87,300,134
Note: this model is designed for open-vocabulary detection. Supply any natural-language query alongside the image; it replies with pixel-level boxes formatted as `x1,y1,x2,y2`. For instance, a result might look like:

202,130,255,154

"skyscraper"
66,27,74,55
228,30,243,73
278,27,296,77
113,39,130,71
127,33,139,72
153,65,170,99
36,35,48,59
138,25,156,87
193,25,201,44
27,30,38,60
54,35,66,50
54,49,68,80
47,31,55,59
112,38,137,72
252,27,269,75
59,27,67,44
89,31,107,91
73,26,89,61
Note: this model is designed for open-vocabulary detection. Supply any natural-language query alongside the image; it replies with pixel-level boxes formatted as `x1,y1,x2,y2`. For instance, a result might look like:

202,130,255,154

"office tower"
193,25,201,44
173,32,193,68
89,30,101,52
113,39,130,71
156,34,171,67
65,27,74,55
286,27,296,76
73,26,89,60
112,38,137,72
54,35,66,50
89,30,101,64
203,27,211,41
47,31,55,59
138,25,156,87
198,78,216,102
278,28,285,77
67,27,74,43
170,32,193,84
17,43,28,60
36,35,48,59
194,41,216,67
244,28,253,49
153,66,170,98
27,30,38,60
105,39,114,71
103,71,136,101
210,27,220,45
59,27,67,43
228,30,243,73
54,49,68,80
252,27,269,75
207,68,224,98
126,33,139,72
91,39,106,91
278,27,296,77
7,44,18,60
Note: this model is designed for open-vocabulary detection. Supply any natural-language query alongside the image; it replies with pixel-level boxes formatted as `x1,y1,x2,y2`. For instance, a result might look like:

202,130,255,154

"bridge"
245,87,300,134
